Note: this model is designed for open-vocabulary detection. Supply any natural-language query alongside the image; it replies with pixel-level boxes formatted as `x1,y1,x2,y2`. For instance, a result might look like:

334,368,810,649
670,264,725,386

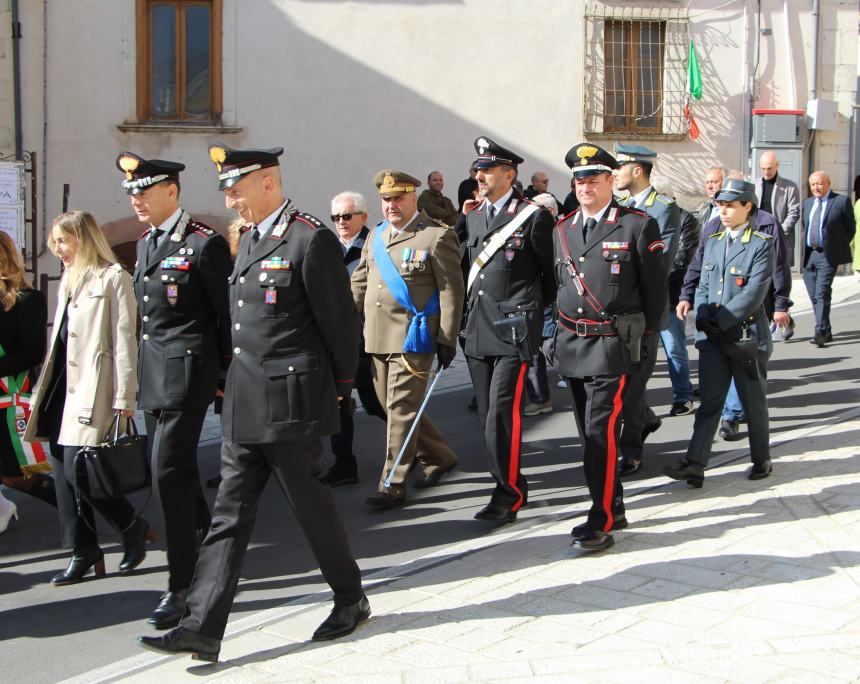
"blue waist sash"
372,222,440,353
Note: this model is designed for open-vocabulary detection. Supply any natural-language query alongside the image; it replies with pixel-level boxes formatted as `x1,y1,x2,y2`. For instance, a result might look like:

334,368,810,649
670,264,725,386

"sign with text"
0,162,25,246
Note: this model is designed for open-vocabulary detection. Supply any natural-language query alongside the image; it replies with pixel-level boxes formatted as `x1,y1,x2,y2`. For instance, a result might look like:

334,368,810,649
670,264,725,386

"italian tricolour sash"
0,343,50,476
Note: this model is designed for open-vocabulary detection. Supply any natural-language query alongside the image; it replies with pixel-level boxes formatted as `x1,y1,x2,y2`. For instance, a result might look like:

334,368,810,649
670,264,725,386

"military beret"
715,178,757,205
473,136,524,169
373,170,421,197
209,142,283,190
116,152,184,195
564,143,619,179
615,143,657,166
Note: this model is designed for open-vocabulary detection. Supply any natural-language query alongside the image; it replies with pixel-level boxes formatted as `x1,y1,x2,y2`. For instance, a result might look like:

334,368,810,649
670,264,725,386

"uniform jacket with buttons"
133,210,232,410
352,210,464,353
461,192,555,357
619,186,680,273
546,200,668,377
682,209,791,313
222,204,360,444
694,226,774,353
25,264,138,447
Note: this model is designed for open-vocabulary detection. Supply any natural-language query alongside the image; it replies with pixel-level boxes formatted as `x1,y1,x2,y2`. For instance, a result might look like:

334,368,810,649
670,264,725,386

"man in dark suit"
802,170,856,346
321,191,386,487
545,143,667,551
118,152,232,629
461,136,555,524
138,143,368,663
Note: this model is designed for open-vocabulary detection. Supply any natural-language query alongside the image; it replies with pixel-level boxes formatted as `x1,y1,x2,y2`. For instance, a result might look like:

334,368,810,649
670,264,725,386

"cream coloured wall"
9,0,857,280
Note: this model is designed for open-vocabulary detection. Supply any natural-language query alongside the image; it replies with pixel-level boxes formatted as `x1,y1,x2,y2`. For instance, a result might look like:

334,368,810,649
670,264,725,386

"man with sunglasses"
322,192,386,487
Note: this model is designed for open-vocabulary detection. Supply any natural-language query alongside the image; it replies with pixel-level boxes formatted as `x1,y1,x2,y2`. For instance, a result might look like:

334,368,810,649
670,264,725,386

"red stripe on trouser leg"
602,375,627,532
508,362,528,512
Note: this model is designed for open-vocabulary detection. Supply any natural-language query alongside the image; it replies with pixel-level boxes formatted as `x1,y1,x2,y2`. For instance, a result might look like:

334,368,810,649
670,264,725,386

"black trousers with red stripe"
567,374,628,532
467,354,529,511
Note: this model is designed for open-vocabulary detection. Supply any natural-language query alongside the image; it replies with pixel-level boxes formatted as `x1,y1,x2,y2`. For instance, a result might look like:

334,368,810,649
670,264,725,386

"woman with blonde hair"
0,230,54,532
25,211,153,584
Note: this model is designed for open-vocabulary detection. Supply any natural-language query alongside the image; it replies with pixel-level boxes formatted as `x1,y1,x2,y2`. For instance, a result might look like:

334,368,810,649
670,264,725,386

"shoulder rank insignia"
189,221,215,237
647,240,665,252
709,231,725,239
294,212,322,229
605,207,619,224
753,230,773,240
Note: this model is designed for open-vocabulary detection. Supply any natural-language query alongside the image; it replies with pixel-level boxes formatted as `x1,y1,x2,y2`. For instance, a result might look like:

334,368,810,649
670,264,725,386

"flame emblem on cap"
477,138,490,154
209,146,227,172
118,155,139,181
576,145,599,165
382,173,396,189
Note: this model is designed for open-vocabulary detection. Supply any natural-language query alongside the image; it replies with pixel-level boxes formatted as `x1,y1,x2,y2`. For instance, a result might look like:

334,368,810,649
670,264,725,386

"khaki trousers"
370,353,457,495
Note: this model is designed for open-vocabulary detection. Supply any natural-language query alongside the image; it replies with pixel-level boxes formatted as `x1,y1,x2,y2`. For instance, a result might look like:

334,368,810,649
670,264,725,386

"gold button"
143,276,150,282
579,257,585,263
234,347,241,354
238,300,244,307
239,276,246,284
143,295,149,302
142,334,149,341
142,316,149,322
478,290,484,295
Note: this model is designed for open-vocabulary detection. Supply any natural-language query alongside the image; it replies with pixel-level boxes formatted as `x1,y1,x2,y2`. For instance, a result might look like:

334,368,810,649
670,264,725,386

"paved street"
1,274,858,683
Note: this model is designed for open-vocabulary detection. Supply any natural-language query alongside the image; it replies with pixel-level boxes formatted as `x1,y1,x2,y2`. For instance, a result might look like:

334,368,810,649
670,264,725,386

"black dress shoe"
719,419,741,441
641,417,662,443
206,475,222,489
663,459,705,488
823,330,833,343
474,503,517,524
312,596,371,641
748,460,773,480
811,334,826,347
413,462,456,489
138,627,220,662
365,492,406,510
119,518,154,575
619,458,641,478
51,546,105,586
571,530,614,552
319,461,359,487
148,590,189,630
571,517,627,540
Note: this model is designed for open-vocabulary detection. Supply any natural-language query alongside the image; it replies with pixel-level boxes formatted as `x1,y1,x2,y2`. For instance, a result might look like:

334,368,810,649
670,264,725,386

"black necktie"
487,205,496,226
146,227,161,261
810,200,822,250
250,226,260,243
583,217,596,242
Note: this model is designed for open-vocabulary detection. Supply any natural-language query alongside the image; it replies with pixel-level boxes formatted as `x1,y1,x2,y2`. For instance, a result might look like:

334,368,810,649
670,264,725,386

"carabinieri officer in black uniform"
545,144,667,552
117,152,232,629
138,143,368,663
462,136,555,524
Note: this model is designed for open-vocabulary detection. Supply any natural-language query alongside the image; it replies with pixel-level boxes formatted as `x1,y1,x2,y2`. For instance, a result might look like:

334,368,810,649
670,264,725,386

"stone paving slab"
115,404,860,683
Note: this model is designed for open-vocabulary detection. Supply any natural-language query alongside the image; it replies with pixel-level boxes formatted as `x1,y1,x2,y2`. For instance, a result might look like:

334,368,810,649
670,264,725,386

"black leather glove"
696,317,723,342
436,343,456,370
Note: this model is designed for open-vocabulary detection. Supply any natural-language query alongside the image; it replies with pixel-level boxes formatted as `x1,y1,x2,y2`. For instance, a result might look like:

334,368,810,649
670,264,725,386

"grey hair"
331,191,367,214
531,192,558,217
707,165,729,178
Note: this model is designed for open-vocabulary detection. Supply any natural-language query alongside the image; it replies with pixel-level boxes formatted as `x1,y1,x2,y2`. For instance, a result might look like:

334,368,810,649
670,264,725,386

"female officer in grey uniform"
663,179,775,487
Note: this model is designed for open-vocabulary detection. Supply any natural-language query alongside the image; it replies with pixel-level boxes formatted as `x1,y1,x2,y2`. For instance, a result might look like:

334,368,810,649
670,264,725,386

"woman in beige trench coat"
25,211,153,585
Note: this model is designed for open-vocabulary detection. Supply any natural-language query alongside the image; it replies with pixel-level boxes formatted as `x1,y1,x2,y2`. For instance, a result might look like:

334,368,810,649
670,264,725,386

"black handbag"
75,415,150,501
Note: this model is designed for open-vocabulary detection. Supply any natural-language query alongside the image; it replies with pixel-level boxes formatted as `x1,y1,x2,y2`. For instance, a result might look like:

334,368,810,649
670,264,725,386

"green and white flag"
687,40,702,100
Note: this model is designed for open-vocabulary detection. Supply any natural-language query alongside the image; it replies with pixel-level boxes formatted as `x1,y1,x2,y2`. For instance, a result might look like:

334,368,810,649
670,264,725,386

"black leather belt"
563,318,617,337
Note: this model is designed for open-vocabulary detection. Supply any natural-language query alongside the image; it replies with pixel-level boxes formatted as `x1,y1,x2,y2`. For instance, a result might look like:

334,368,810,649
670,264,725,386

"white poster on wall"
0,162,25,247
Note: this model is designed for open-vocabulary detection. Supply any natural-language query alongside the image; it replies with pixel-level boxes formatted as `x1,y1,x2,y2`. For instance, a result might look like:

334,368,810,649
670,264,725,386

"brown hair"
0,231,31,312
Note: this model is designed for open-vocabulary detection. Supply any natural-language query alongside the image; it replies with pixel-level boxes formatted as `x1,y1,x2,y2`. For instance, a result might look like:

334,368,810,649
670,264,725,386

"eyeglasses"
330,212,362,222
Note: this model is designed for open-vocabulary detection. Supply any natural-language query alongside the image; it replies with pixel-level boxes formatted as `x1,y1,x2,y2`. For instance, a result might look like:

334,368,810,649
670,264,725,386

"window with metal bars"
135,0,222,122
584,4,688,139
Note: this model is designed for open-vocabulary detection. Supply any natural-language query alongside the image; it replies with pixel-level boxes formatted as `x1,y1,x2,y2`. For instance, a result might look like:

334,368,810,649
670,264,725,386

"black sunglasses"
331,212,362,222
